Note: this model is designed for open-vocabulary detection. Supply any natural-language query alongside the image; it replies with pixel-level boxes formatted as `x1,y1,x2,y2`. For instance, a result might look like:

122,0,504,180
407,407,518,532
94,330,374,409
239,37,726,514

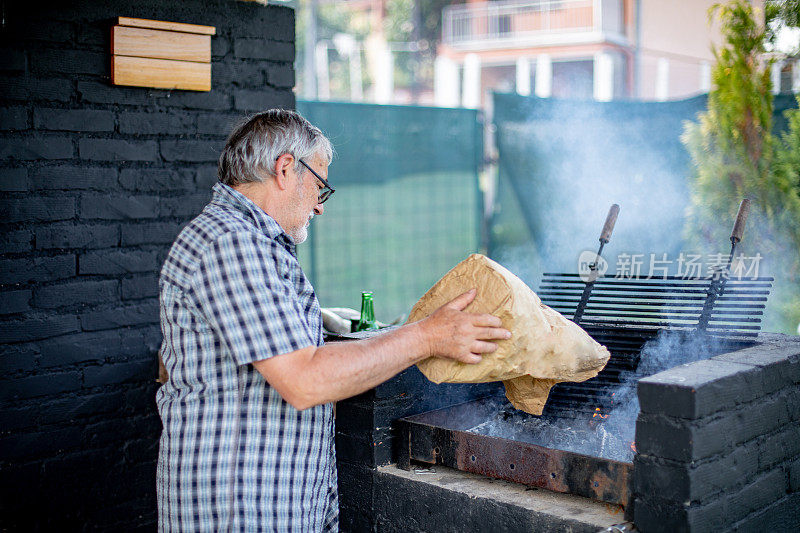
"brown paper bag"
408,254,610,415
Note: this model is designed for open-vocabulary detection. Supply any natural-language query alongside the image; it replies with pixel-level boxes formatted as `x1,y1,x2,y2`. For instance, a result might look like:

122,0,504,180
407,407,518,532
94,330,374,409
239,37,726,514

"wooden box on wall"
111,17,216,91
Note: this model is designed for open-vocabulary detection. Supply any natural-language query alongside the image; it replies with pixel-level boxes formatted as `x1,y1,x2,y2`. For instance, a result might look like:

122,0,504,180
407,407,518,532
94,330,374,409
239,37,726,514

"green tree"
682,0,800,333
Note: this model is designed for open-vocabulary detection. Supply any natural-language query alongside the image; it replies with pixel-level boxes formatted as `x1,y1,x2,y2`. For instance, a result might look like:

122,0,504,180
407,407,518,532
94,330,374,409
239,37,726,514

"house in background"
433,0,787,107
302,0,795,106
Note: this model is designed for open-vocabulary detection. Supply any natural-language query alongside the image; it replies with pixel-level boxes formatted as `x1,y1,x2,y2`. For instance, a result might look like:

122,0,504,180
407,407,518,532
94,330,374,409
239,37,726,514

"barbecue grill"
397,200,773,510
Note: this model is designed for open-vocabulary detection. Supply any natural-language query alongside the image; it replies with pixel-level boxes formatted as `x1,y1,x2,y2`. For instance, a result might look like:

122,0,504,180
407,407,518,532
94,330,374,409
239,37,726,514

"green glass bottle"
353,291,379,332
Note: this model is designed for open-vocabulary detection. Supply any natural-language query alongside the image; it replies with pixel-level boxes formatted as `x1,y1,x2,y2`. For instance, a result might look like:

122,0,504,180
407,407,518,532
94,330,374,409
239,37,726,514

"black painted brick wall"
0,1,294,529
633,334,800,532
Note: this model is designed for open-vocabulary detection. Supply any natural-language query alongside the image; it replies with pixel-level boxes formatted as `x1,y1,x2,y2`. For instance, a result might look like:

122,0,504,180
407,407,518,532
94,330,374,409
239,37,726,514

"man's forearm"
304,324,430,406
253,322,431,410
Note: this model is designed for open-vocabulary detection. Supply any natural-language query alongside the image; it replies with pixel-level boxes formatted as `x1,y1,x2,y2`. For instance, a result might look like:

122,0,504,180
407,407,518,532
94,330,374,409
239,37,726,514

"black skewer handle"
731,198,750,243
599,204,620,244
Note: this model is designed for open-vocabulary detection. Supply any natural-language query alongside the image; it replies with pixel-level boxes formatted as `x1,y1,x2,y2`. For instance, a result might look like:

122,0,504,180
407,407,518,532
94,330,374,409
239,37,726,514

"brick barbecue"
362,332,799,532
333,332,799,531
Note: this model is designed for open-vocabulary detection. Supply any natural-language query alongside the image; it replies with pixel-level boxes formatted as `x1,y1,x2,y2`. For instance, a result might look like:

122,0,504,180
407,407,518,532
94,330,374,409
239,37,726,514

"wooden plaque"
111,17,215,92
112,56,211,92
112,26,211,63
116,17,216,35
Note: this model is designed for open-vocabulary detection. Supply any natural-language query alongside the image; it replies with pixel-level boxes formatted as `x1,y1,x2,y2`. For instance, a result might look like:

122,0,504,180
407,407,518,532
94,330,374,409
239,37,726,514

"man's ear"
273,153,295,191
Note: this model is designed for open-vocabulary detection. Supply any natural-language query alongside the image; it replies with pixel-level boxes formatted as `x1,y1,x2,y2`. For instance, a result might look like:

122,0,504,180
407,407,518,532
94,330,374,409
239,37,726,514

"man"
156,110,510,532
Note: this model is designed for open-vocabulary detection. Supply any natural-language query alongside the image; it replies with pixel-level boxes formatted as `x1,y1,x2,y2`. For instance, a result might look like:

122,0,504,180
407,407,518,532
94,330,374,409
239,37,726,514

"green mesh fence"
295,101,483,323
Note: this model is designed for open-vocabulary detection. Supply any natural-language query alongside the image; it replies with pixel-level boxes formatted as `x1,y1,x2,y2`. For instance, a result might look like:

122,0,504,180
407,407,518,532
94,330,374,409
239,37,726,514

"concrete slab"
375,464,626,532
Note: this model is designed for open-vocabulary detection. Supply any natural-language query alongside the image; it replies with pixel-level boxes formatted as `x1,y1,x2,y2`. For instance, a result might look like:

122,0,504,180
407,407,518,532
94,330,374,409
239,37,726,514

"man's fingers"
471,341,499,354
472,313,503,328
475,327,511,340
445,288,477,311
459,352,483,364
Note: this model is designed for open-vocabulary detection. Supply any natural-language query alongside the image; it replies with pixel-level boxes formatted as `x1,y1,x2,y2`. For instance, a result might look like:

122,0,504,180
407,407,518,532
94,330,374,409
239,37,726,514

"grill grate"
535,272,771,419
539,273,773,336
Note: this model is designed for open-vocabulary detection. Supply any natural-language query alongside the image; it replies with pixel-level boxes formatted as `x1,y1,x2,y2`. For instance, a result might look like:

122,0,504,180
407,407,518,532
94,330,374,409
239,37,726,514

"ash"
469,398,636,462
467,331,736,463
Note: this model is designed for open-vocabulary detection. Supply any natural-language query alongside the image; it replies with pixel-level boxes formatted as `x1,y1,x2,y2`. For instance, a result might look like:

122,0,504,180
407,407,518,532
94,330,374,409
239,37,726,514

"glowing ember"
592,407,609,419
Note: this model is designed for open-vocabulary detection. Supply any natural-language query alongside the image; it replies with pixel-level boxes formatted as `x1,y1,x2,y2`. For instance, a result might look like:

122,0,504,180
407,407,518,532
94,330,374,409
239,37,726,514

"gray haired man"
156,109,510,531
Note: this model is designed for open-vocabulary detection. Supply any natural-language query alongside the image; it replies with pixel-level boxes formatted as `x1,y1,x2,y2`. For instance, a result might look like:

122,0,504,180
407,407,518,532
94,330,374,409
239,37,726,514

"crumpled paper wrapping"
408,254,610,415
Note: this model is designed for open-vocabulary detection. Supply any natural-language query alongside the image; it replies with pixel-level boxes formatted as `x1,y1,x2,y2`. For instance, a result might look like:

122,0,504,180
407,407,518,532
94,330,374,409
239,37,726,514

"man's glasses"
298,159,335,204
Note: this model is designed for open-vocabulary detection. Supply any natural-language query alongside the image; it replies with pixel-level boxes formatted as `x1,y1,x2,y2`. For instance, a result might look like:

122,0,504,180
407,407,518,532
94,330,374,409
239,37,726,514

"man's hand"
415,288,511,364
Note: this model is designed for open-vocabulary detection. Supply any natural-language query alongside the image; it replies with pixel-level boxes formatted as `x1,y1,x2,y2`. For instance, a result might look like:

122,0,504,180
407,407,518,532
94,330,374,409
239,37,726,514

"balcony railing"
443,0,624,46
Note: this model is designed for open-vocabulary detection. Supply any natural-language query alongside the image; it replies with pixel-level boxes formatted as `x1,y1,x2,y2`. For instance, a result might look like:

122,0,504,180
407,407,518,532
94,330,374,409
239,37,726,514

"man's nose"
314,203,324,216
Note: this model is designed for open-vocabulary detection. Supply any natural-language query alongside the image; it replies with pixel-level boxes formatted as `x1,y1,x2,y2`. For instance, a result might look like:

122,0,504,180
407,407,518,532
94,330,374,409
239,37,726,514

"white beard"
292,223,308,244
287,175,316,244
289,214,313,244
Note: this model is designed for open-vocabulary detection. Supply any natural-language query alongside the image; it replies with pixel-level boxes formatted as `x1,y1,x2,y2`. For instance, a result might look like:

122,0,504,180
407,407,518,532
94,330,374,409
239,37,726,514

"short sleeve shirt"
156,182,338,532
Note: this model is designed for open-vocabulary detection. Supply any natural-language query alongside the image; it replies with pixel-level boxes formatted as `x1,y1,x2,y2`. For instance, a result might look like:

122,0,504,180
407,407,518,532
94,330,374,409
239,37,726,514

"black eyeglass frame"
298,158,335,204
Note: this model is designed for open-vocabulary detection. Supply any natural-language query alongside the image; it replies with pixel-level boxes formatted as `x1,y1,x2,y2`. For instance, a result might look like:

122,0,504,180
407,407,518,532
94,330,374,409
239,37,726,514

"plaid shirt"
156,182,337,532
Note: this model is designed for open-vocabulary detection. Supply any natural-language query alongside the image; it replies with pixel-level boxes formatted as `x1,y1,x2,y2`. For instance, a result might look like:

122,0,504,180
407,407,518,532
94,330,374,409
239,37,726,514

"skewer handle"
730,198,750,243
599,204,620,244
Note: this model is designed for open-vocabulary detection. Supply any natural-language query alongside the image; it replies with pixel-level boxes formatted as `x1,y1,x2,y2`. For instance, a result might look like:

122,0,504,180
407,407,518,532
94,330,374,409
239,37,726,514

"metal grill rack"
537,273,772,417
531,199,772,417
539,273,773,336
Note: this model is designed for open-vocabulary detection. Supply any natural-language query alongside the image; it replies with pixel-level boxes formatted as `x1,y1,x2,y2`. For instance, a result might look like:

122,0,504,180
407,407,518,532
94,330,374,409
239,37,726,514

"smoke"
467,331,745,462
595,331,743,453
490,93,797,334
469,396,635,462
491,95,706,285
